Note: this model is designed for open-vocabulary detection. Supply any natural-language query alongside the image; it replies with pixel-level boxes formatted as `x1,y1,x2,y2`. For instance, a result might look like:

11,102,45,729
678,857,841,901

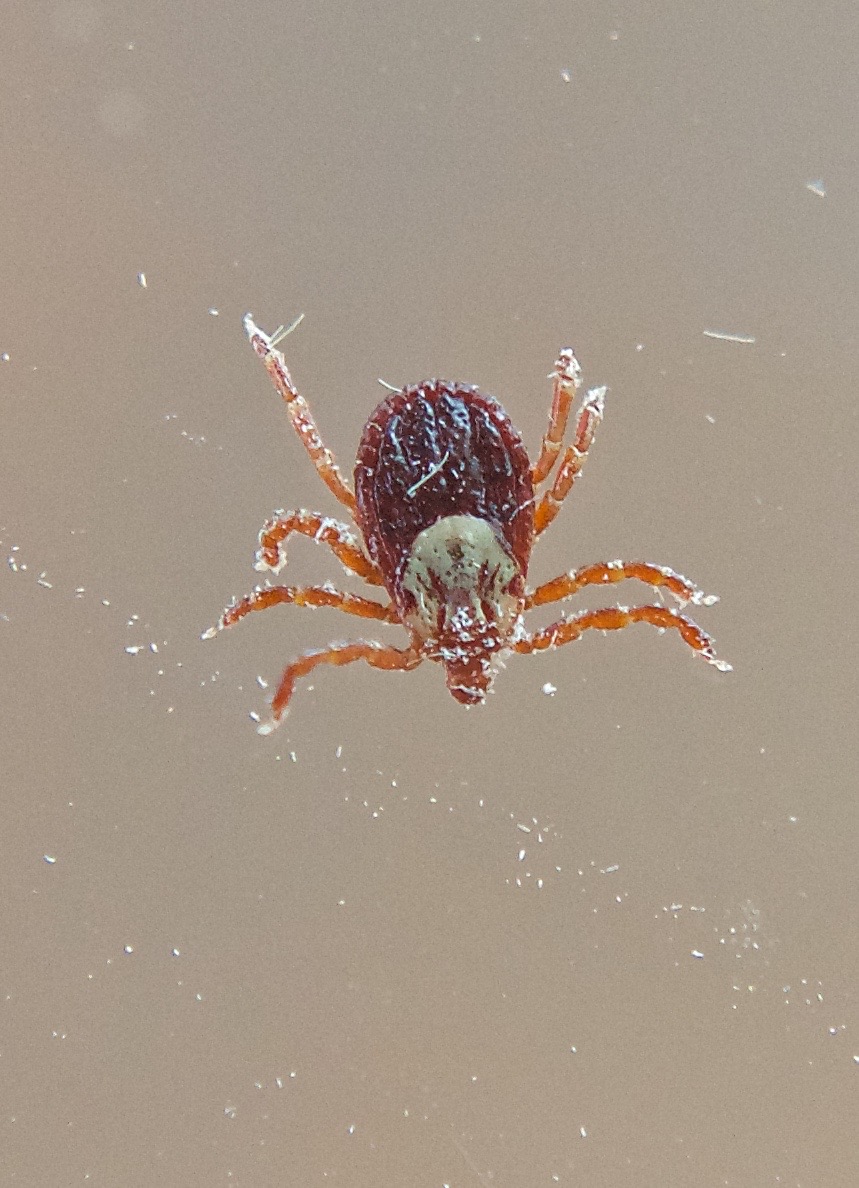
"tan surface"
2,2,857,1184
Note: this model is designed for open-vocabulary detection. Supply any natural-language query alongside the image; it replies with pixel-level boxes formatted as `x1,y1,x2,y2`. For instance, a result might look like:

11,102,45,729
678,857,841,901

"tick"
206,315,730,733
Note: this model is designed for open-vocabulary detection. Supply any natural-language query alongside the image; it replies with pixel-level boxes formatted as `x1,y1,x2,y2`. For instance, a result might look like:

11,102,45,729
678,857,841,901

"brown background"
2,1,857,1185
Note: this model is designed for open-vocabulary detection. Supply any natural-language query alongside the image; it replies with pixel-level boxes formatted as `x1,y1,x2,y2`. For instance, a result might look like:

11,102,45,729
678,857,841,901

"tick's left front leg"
533,381,607,537
532,348,583,485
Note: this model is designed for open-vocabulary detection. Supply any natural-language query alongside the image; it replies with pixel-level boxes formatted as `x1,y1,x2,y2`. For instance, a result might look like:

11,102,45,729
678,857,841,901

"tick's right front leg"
244,313,357,511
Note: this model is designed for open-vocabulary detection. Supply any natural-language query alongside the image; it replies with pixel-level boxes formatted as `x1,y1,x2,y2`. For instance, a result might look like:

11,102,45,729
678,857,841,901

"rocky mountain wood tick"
205,315,730,733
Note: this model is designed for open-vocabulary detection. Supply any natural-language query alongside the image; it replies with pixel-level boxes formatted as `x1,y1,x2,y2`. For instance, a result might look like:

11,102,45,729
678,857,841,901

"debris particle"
703,330,756,345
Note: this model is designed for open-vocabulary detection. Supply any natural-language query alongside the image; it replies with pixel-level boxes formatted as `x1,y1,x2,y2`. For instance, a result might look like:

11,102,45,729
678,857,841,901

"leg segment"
534,383,607,537
532,348,583,485
244,313,356,511
261,640,423,732
254,509,384,585
526,560,719,611
204,583,398,637
514,604,731,669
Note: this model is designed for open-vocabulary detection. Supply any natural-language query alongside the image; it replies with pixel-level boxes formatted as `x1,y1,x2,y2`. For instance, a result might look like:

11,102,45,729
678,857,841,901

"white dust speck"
806,179,826,198
691,949,704,959
560,68,573,83
542,682,557,695
137,272,147,288
43,854,57,865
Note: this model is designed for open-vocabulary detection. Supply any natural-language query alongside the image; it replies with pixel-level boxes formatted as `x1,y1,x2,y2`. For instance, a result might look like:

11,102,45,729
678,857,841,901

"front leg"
533,383,607,537
244,314,356,511
254,509,384,585
531,348,583,485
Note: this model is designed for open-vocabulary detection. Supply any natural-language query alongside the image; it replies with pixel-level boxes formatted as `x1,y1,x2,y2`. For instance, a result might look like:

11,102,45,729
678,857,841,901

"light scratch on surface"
703,329,756,344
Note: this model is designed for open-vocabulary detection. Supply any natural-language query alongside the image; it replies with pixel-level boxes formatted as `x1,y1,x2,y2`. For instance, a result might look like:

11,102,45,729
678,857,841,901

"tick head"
399,515,525,703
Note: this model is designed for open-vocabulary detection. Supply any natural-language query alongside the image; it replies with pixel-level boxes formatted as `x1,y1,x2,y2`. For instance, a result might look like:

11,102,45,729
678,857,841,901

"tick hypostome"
206,314,729,732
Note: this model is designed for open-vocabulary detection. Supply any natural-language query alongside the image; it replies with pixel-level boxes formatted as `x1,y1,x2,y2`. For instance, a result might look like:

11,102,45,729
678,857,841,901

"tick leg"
526,561,719,610
204,584,399,637
514,604,731,670
244,313,356,511
255,509,384,585
261,640,423,733
533,383,607,537
532,348,583,485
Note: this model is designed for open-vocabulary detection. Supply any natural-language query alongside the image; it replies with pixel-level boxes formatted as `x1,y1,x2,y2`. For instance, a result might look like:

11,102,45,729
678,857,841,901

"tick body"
207,315,729,732
355,381,533,703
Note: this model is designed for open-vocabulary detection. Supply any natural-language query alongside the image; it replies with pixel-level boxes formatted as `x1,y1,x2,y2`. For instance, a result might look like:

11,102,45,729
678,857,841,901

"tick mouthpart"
443,650,494,705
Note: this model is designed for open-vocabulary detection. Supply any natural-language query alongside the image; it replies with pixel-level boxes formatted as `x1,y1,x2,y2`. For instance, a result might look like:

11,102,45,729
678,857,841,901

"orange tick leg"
244,313,356,511
526,561,719,611
532,348,584,485
513,604,732,670
261,640,423,734
204,584,399,637
255,509,384,585
533,382,607,537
